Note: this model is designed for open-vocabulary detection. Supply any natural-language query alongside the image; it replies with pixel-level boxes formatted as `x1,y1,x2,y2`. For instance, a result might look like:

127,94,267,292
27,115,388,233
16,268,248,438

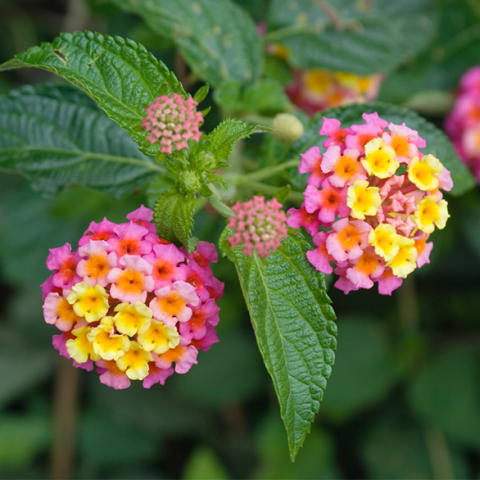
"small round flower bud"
272,113,304,142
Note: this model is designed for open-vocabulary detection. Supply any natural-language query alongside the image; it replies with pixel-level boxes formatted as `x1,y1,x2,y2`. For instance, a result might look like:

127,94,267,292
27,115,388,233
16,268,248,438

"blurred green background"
0,0,479,478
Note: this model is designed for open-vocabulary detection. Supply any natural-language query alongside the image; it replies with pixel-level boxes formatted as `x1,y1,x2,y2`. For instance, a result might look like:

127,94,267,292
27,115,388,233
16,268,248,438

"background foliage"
0,0,479,478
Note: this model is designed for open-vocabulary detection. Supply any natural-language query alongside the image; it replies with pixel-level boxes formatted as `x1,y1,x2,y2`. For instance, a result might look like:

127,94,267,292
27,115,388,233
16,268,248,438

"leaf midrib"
0,146,162,171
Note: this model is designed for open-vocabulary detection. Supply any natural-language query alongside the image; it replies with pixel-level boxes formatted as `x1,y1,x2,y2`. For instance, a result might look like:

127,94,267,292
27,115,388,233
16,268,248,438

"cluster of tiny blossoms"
142,94,203,154
228,196,287,257
41,206,223,390
286,69,383,116
288,113,453,294
445,66,480,182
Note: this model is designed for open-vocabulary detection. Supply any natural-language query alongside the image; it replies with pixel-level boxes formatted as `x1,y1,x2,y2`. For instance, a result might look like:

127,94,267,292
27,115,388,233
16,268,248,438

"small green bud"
271,113,304,142
180,170,201,194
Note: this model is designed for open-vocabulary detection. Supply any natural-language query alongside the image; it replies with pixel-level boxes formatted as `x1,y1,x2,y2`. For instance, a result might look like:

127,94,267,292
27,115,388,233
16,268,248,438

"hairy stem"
242,158,299,181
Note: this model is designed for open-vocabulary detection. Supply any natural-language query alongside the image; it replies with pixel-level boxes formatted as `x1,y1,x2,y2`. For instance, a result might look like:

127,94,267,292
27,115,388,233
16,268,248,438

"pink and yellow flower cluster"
286,69,383,116
446,66,480,182
41,206,223,389
288,113,453,294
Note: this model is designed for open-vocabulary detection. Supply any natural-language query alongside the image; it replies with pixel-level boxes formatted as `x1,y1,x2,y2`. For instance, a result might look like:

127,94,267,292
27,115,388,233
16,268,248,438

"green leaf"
361,408,469,479
194,84,210,104
408,344,480,449
183,447,228,480
112,0,263,87
153,190,196,246
292,102,475,196
321,317,400,422
0,84,160,196
0,31,185,155
207,118,266,164
253,413,338,479
267,0,435,75
223,230,337,460
0,414,50,469
214,78,291,114
0,331,52,408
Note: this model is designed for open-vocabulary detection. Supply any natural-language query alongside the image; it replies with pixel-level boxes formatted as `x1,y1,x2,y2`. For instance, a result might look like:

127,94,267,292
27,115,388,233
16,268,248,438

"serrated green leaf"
113,0,263,87
267,0,435,75
207,118,265,163
153,191,196,246
226,231,337,459
0,31,185,155
0,84,160,196
290,102,475,196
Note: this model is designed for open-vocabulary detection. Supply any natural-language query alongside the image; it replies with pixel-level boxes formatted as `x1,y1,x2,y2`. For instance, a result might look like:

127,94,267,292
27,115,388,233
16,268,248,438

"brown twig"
50,359,80,480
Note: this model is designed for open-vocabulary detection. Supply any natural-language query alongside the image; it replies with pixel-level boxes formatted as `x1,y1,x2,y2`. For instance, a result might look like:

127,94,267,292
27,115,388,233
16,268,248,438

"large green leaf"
222,231,337,459
113,0,263,88
267,0,435,75
0,84,160,195
291,102,475,196
0,31,184,155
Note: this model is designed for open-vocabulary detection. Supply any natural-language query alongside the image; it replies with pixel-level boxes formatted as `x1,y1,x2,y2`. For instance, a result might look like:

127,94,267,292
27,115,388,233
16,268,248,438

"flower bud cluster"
41,206,223,389
228,196,287,257
143,94,203,153
288,113,453,294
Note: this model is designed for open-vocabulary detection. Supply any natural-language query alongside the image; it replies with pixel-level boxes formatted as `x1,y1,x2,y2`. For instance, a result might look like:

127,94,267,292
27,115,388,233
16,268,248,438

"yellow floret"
414,196,449,234
87,318,130,361
362,138,399,178
368,223,401,261
137,320,180,355
66,282,109,323
116,342,153,380
66,326,98,364
113,302,152,337
347,180,382,220
388,236,417,278
407,154,443,191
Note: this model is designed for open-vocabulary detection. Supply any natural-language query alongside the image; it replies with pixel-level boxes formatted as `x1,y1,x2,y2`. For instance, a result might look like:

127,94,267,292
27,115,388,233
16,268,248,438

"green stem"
242,158,299,182
229,175,303,203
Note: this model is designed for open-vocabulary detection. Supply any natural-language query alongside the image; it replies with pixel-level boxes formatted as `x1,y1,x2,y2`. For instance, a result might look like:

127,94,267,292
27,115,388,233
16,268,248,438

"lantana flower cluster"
288,113,453,294
41,206,223,389
228,196,287,257
445,66,480,182
286,69,383,116
143,93,203,153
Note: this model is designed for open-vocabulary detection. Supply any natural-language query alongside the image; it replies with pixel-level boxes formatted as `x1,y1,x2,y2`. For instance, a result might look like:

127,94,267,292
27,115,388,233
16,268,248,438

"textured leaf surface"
154,191,196,246
207,118,265,163
0,31,184,155
292,102,475,196
267,0,435,75
0,85,160,195
223,231,337,459
113,0,263,87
